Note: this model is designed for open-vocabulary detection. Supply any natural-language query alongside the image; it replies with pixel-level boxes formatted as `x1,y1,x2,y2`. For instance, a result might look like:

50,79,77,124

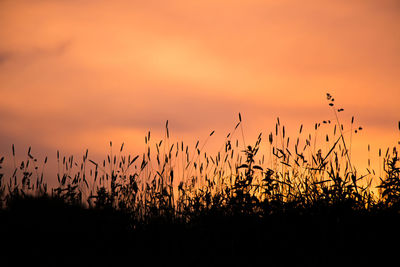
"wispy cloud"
0,40,71,66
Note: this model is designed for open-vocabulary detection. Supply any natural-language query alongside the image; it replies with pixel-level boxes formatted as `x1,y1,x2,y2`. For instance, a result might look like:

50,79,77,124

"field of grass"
0,94,399,266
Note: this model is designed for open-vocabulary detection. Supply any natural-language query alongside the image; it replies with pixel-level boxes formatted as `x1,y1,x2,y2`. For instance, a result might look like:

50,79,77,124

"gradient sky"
1,0,399,185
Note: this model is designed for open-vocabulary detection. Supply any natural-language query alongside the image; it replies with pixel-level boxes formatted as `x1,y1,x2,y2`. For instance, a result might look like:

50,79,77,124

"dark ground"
1,196,399,267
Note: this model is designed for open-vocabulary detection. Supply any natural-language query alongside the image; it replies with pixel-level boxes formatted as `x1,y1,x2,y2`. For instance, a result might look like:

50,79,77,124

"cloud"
0,51,13,64
0,40,71,66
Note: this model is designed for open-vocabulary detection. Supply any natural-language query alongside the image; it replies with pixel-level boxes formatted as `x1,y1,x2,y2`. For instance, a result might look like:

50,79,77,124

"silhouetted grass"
0,94,399,266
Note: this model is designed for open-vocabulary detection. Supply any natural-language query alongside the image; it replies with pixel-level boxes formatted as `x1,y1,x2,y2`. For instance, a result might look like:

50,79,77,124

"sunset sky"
1,0,399,185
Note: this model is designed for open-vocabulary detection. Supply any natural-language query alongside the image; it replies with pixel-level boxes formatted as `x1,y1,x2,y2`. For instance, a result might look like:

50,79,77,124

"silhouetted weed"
0,95,399,266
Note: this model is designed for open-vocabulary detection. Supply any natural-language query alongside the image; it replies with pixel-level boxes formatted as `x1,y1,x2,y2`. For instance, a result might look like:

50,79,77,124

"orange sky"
0,0,399,186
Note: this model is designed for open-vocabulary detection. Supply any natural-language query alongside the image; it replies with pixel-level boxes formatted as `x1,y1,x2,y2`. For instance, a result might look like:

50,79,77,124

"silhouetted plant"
378,147,400,207
0,94,397,223
230,135,263,214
